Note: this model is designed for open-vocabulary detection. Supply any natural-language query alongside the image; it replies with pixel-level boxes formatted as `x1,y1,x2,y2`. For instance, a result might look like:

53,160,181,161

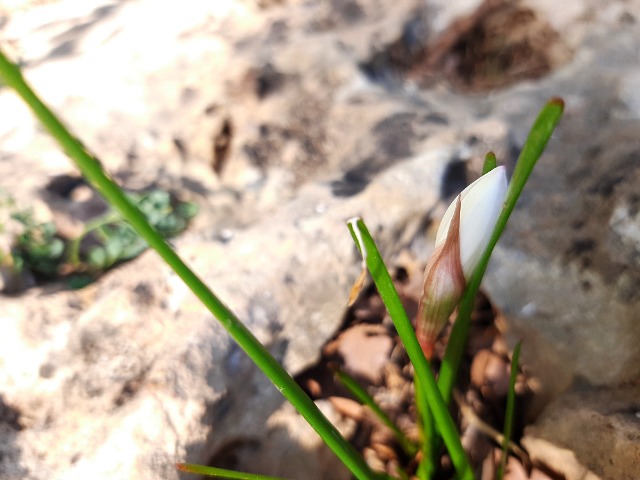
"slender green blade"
414,377,435,480
482,152,497,174
335,370,418,456
176,463,288,480
497,341,521,479
506,98,565,210
0,48,383,480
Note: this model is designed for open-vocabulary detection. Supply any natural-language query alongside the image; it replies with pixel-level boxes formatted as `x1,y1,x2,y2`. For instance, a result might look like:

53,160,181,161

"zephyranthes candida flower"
416,166,508,358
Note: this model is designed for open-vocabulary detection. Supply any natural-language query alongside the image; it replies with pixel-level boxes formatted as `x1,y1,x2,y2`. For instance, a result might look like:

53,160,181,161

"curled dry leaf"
348,265,367,306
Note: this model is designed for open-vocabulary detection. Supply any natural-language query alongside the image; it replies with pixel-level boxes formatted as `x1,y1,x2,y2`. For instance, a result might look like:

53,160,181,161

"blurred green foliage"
2,188,197,290
79,189,198,271
11,211,65,276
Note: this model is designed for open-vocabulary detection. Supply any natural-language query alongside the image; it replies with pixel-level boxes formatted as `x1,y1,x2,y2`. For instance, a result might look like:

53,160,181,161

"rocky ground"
0,0,639,479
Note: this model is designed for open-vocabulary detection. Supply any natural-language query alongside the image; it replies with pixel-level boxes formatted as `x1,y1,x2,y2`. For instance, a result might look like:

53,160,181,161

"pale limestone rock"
1,0,640,478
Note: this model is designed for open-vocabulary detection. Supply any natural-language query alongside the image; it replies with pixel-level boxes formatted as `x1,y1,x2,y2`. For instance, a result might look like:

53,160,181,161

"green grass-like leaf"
413,377,435,480
0,48,383,480
497,341,521,480
176,463,288,480
335,369,418,457
482,152,497,174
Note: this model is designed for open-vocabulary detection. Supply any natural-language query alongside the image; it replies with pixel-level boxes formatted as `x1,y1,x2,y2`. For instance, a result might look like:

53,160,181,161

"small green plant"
0,48,562,479
10,210,65,277
68,188,198,272
1,188,197,289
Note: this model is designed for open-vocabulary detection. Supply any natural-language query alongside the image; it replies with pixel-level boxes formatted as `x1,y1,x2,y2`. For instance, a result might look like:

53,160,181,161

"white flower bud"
416,166,508,358
435,166,508,279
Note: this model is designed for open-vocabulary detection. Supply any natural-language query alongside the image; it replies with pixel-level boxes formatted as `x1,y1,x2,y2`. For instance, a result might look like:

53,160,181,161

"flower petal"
435,166,508,278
